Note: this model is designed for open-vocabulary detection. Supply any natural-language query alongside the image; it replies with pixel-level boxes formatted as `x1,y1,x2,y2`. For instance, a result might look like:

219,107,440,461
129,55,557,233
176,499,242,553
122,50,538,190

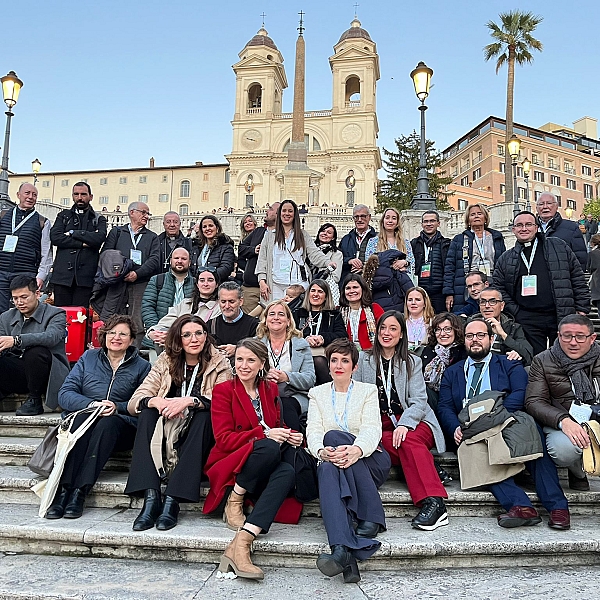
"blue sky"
4,0,599,175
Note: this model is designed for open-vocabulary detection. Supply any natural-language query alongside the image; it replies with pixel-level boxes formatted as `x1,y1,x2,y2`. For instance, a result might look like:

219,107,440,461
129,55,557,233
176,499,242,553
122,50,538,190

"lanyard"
473,231,487,260
128,225,142,250
330,381,354,433
268,340,287,369
11,208,38,234
463,355,492,400
379,358,401,427
349,309,361,341
181,363,200,397
306,312,323,336
520,238,538,275
199,245,210,266
424,244,431,263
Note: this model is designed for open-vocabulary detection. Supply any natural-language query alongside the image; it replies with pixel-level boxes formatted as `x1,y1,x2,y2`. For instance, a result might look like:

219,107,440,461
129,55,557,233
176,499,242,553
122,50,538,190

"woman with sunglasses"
125,314,232,531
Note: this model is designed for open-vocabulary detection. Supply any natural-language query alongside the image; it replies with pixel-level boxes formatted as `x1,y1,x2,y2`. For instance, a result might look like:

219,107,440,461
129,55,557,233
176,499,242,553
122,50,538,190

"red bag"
64,307,88,363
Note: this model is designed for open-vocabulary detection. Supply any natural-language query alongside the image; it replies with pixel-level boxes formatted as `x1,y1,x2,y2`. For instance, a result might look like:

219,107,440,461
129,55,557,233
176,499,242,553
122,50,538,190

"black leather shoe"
355,520,380,538
342,554,361,583
45,486,71,520
16,397,44,416
316,544,352,578
155,495,180,531
63,486,89,519
132,489,162,531
568,471,590,491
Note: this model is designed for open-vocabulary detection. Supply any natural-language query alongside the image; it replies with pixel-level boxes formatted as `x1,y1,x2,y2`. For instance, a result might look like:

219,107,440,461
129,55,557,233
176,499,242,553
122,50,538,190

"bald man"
0,183,52,313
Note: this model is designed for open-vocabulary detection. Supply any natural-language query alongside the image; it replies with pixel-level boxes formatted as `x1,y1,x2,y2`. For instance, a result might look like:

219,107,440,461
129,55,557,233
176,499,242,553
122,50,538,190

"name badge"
420,263,431,278
569,402,592,424
130,249,142,265
2,235,18,253
279,257,292,274
521,274,537,296
479,260,492,276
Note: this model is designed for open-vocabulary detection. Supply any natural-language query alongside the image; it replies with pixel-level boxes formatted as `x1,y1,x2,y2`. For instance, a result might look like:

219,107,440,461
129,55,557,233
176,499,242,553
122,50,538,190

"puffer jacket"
525,348,600,429
443,228,506,314
292,308,348,345
364,249,414,312
58,347,151,427
538,212,587,270
141,271,195,332
411,231,450,295
194,233,235,283
493,233,590,320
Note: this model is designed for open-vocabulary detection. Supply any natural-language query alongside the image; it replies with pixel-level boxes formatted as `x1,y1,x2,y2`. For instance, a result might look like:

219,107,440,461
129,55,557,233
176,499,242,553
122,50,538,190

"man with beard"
49,182,107,307
411,210,450,313
237,202,280,314
438,318,570,529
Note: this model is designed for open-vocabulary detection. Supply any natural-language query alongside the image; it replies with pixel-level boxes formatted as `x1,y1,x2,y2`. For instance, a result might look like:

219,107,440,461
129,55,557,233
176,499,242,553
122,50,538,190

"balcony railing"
273,110,332,119
246,108,262,115
532,159,544,167
564,166,576,175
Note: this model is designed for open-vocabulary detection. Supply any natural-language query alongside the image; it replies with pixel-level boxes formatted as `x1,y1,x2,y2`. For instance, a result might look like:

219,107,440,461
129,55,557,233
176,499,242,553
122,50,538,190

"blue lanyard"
330,381,353,433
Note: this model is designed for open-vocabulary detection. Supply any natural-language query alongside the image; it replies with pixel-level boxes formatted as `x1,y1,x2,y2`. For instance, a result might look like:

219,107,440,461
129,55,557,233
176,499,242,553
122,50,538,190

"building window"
99,196,108,204
162,175,168,183
138,194,148,202
550,175,561,186
139,176,147,183
500,184,506,195
534,190,542,202
179,204,189,216
61,179,69,187
556,195,562,206
532,153,542,165
474,149,483,163
564,162,575,175
180,180,190,198
80,179,88,183
548,157,557,169
533,171,544,182
159,194,169,202
100,178,108,185
499,162,505,174
515,166,523,177
203,173,209,182
451,164,458,177
245,194,254,208
223,191,229,207
460,176,469,186
567,199,577,210
119,177,127,184
61,197,69,205
582,165,592,177
458,199,467,210
224,169,230,183
584,184,594,199
518,187,527,199
497,144,505,156
566,179,576,190
119,195,128,204
42,180,50,188
472,168,481,181
202,191,209,202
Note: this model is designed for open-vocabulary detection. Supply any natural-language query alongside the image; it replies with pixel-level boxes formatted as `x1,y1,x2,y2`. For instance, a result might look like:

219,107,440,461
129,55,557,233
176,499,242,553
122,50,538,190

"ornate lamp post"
0,71,23,205
32,158,41,185
410,61,436,210
507,134,521,219
565,207,573,220
522,158,531,212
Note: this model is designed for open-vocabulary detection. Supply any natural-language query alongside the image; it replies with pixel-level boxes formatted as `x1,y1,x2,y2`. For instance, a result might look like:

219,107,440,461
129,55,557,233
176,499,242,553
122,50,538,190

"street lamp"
32,158,41,185
0,71,23,205
565,207,573,220
522,158,531,212
507,134,521,219
409,61,436,210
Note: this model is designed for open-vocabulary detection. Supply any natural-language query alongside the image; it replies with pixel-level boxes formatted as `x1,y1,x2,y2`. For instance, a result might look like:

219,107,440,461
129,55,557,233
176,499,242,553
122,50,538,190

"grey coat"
0,302,70,409
354,352,446,453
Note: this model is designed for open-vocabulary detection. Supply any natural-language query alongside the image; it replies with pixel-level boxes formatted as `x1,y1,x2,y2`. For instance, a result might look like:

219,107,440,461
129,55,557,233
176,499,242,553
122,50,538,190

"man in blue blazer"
438,318,570,529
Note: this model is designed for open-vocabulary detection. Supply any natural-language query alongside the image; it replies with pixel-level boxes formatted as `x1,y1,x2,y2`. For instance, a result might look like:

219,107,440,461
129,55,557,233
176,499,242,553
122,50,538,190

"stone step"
2,464,599,518
2,503,600,570
0,413,60,438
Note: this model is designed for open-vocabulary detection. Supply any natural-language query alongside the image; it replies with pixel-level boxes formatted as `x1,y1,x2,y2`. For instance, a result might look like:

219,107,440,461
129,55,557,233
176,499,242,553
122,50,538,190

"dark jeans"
0,346,52,398
52,283,93,308
516,309,557,357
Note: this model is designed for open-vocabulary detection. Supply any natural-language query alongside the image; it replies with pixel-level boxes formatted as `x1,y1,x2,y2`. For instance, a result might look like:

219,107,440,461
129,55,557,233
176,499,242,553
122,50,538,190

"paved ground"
0,554,599,599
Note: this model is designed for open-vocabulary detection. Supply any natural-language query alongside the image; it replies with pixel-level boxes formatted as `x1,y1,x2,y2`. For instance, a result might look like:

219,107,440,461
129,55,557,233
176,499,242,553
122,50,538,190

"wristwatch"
192,397,202,409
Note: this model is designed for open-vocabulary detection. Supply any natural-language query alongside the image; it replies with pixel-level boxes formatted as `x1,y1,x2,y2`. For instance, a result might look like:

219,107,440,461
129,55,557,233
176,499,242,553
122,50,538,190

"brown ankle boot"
219,528,264,580
223,489,245,531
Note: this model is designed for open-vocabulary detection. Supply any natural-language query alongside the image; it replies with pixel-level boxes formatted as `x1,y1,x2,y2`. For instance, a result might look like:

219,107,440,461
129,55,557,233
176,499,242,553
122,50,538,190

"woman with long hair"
194,215,235,283
354,310,448,532
443,203,506,314
404,287,435,351
46,315,151,519
292,279,348,384
125,314,232,531
240,213,257,241
313,222,344,283
205,339,301,581
307,338,391,583
256,299,316,431
339,274,384,351
364,208,415,274
256,199,337,301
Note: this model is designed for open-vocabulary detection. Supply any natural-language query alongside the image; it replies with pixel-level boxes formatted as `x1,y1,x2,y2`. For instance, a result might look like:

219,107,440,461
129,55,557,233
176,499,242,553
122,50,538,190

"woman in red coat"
204,338,303,581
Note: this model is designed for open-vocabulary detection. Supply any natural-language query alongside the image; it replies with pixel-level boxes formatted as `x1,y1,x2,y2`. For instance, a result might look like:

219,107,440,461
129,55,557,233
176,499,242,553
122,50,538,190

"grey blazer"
259,335,315,412
354,351,446,453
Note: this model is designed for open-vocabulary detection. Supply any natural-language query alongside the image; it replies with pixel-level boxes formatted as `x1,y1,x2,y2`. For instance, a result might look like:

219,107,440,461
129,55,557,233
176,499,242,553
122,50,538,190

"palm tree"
484,11,543,206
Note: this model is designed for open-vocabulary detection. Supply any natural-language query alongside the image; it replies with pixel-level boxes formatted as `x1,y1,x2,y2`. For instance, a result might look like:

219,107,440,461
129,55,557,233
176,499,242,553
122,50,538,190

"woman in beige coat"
125,314,231,531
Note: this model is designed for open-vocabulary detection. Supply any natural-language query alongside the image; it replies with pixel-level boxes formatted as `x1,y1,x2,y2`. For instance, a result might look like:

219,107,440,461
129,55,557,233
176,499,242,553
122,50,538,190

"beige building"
440,116,600,216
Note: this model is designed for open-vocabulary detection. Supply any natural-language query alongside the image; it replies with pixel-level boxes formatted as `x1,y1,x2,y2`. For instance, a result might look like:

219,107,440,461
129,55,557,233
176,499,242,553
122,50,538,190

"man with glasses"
470,288,533,366
536,192,587,270
438,318,570,530
494,211,590,356
411,210,450,313
453,271,489,319
338,204,376,285
102,202,160,347
526,314,600,494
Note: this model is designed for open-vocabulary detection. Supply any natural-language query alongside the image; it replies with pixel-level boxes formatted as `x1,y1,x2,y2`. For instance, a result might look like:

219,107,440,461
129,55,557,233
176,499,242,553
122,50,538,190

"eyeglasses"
133,209,152,217
479,298,501,306
465,332,489,341
559,333,593,343
198,266,217,275
513,223,537,229
353,214,369,221
181,330,207,340
434,327,453,334
106,331,130,338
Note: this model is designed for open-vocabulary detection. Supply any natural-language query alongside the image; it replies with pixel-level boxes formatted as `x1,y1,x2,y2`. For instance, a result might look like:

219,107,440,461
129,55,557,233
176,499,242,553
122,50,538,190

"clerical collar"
223,310,244,324
524,241,533,247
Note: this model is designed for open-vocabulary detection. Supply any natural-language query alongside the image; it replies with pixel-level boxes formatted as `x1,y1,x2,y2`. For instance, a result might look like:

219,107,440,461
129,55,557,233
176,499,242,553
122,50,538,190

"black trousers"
280,396,303,432
517,309,558,357
53,283,93,308
236,438,295,533
60,414,136,489
0,346,52,398
313,356,332,386
428,292,447,315
124,407,214,503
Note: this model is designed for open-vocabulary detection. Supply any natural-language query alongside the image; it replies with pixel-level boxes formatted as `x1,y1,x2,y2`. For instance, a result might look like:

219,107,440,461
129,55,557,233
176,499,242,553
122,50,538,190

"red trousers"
381,416,447,506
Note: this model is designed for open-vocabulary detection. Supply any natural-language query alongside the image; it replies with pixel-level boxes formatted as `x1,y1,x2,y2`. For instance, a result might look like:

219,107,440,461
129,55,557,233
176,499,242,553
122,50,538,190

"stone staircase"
0,412,599,570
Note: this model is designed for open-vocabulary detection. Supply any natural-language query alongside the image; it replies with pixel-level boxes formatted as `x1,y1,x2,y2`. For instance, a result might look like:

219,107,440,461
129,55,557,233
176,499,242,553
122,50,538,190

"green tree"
583,198,600,220
484,10,543,205
377,131,452,213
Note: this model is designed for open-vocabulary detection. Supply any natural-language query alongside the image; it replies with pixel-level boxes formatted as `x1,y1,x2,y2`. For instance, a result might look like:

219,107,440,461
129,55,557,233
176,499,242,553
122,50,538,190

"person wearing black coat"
493,211,590,356
338,205,377,287
536,193,587,270
49,183,107,307
157,212,193,274
193,215,235,285
362,249,413,312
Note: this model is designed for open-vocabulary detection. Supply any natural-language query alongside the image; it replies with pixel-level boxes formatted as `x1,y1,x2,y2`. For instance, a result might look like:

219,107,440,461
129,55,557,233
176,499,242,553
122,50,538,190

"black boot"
16,396,44,416
316,544,353,578
45,485,71,520
155,495,180,531
63,485,90,519
355,520,380,538
343,554,361,584
132,489,162,531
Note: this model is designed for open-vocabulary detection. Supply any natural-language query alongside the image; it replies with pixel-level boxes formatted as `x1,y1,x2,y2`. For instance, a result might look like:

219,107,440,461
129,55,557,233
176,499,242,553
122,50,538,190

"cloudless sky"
4,0,599,176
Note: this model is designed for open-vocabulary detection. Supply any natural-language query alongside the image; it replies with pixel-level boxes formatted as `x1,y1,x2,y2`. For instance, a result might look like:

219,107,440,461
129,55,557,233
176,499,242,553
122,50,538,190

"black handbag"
28,424,59,478
281,442,319,503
